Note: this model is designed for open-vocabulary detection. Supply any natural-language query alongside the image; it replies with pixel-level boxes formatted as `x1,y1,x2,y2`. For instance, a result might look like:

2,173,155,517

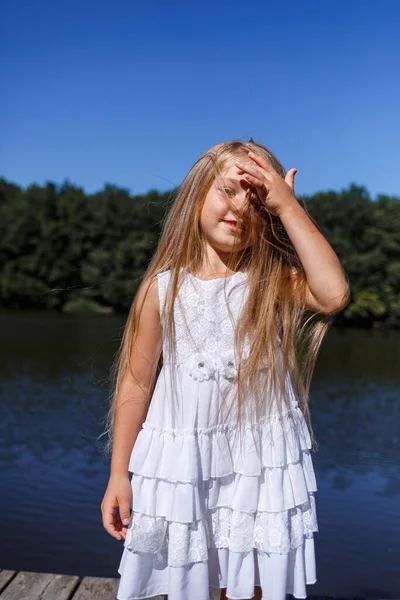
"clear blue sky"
1,0,399,199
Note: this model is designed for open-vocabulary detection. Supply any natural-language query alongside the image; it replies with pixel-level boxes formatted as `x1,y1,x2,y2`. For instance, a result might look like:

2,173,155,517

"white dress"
117,268,318,600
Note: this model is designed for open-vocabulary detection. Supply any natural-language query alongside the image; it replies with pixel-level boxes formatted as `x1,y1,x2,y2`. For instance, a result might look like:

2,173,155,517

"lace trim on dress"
124,494,318,568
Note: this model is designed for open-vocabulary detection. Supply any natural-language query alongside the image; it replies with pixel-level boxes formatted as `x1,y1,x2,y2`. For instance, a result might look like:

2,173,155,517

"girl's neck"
184,265,244,282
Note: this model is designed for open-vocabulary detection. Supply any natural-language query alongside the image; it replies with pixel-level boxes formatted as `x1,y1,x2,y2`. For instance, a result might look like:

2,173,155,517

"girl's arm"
110,276,163,478
102,277,162,541
278,203,350,315
236,152,350,315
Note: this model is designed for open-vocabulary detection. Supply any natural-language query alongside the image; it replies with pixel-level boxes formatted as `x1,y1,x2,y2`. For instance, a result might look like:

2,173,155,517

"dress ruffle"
125,402,318,569
118,540,317,600
128,401,312,483
130,450,316,522
124,495,318,567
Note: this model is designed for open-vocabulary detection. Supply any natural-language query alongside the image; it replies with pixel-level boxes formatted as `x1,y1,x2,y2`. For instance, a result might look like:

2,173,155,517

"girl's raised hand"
235,151,298,218
101,473,132,541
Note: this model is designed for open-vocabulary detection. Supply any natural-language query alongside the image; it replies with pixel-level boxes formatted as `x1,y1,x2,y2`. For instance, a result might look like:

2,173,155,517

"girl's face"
199,160,257,254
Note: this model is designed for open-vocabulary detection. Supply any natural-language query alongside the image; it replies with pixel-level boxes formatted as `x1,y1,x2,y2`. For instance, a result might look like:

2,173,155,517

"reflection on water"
0,313,399,597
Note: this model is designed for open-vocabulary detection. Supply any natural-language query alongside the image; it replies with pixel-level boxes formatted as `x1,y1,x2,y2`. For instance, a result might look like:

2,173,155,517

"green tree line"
0,178,399,328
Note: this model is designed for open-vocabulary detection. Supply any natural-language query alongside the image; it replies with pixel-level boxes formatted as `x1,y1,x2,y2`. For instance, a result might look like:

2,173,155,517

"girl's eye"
219,187,235,197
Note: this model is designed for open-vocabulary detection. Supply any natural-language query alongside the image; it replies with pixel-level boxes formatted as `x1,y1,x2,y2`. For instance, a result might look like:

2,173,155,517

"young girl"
100,139,350,600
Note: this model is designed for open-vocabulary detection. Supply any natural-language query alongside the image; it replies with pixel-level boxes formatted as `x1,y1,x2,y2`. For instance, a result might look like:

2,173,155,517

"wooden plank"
73,576,120,600
0,571,17,595
40,573,80,600
0,571,54,600
0,571,79,600
0,572,397,600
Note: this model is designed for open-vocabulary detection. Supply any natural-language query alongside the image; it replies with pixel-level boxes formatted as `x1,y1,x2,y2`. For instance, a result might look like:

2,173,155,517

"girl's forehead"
219,159,253,179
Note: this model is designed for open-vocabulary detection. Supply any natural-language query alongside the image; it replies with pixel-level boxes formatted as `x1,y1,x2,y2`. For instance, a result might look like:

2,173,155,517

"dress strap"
156,270,171,321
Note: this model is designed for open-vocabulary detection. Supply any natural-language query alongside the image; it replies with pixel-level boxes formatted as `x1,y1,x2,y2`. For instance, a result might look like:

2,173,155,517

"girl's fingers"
243,174,259,186
242,175,268,202
102,504,123,540
285,168,297,191
235,160,263,181
243,173,267,191
246,150,274,173
104,517,122,539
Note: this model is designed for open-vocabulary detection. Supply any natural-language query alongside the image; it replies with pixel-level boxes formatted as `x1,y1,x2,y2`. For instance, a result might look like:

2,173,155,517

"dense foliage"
0,178,399,327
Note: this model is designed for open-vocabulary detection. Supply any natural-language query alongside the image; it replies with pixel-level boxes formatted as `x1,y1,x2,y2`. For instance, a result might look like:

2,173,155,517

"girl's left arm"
235,152,350,315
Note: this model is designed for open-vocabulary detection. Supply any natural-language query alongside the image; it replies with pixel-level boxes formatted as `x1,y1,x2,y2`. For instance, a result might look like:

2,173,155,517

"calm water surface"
0,312,399,598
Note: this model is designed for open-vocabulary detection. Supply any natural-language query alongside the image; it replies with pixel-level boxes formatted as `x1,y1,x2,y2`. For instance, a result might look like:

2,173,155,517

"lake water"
0,312,399,598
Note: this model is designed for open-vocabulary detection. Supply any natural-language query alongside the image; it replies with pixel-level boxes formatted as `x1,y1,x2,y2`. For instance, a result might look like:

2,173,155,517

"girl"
100,139,350,600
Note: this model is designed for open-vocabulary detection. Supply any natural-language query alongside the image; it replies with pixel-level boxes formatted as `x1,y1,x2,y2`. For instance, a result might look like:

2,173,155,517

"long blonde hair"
99,138,333,457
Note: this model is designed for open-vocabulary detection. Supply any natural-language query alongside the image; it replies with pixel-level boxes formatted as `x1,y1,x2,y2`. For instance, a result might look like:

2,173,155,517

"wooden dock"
0,569,396,600
0,570,121,600
0,570,219,600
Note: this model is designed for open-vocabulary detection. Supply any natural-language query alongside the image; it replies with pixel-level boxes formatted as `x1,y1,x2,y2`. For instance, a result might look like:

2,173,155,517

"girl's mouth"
222,219,247,233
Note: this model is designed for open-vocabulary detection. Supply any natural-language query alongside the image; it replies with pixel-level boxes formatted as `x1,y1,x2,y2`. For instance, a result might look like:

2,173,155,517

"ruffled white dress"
117,268,318,600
